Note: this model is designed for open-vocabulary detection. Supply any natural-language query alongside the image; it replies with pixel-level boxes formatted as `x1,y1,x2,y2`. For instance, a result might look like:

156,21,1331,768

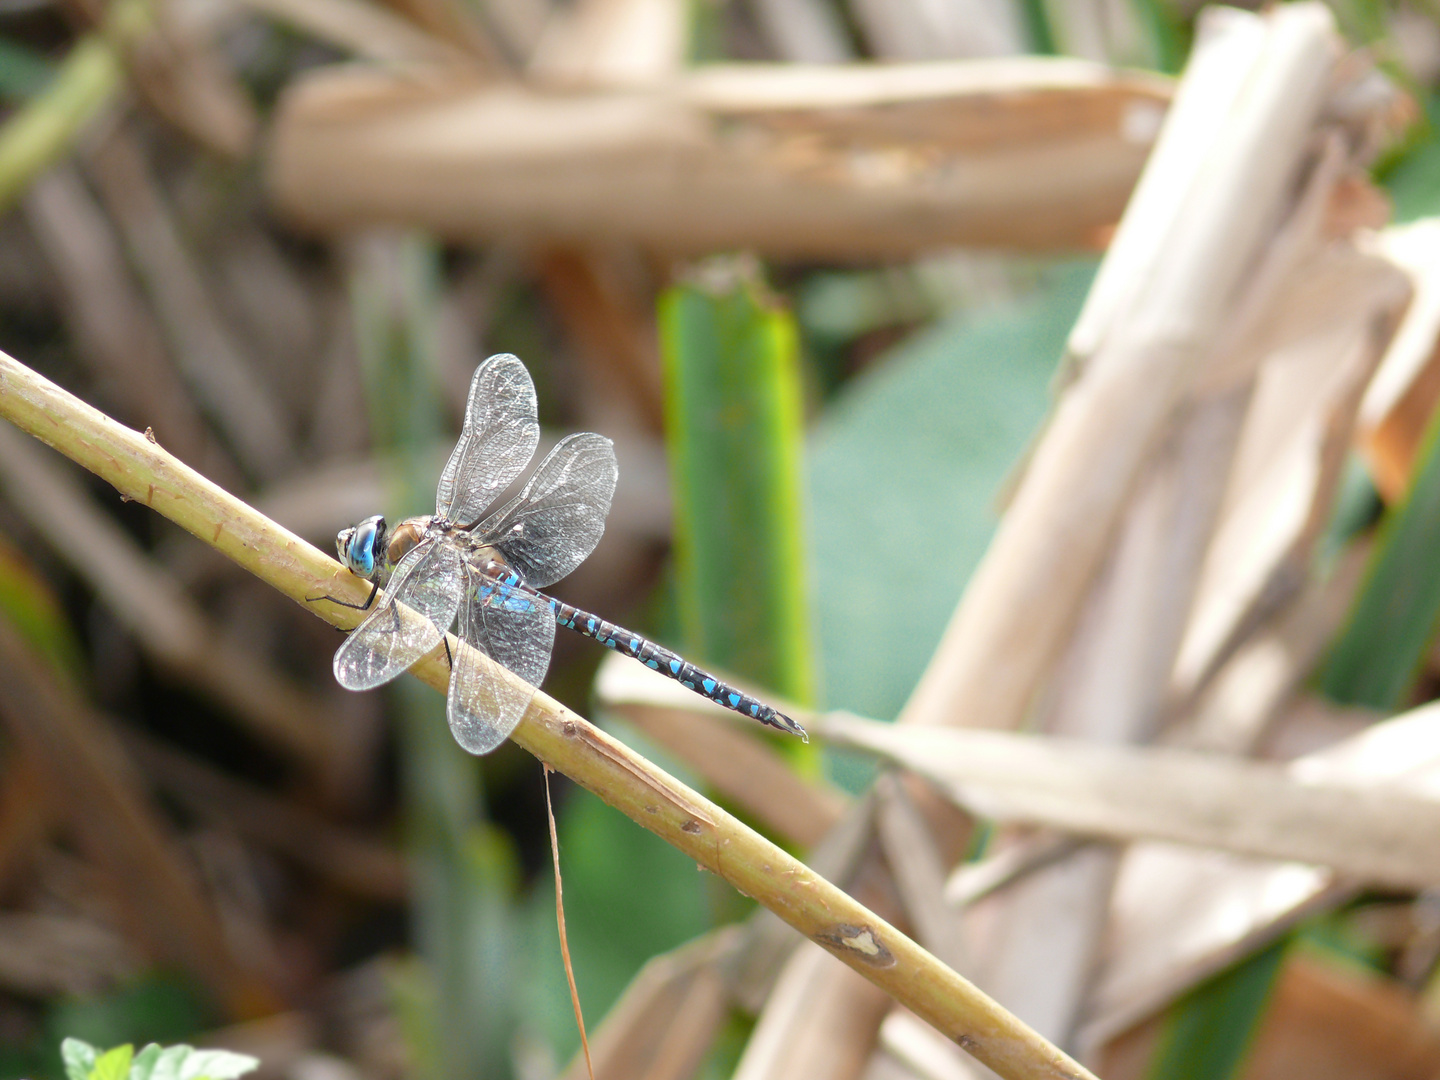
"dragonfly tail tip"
772,712,808,741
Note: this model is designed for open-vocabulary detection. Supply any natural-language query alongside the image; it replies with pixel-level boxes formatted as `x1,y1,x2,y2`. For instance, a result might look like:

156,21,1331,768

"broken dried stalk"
267,58,1170,256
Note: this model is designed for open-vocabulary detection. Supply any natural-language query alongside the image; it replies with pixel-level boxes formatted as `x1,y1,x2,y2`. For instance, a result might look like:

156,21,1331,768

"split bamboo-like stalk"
0,347,1098,1080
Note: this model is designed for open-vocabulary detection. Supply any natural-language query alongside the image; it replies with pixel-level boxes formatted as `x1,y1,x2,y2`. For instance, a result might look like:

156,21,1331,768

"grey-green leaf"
128,1044,164,1080
61,1037,97,1080
175,1048,260,1079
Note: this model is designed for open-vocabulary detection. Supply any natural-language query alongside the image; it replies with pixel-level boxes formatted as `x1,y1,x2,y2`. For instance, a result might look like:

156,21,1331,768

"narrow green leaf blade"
1322,396,1440,708
659,258,813,706
1144,940,1288,1080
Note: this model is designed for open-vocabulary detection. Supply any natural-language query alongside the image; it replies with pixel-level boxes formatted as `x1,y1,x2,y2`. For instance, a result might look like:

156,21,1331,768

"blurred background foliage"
0,0,1438,1079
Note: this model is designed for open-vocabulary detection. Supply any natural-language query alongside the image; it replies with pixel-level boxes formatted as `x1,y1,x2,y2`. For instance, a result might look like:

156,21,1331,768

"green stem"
0,348,1094,1080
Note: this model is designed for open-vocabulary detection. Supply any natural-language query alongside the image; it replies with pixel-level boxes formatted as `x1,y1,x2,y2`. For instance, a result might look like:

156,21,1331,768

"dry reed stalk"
0,348,1099,1080
526,0,686,87
965,194,1405,1047
0,746,55,899
732,940,894,1080
849,0,1025,59
556,929,741,1080
235,0,474,65
1082,699,1440,1046
1357,219,1440,502
1171,543,1370,755
821,712,1440,891
123,9,258,157
266,58,1169,256
23,166,242,488
0,617,278,1017
124,732,409,902
0,912,138,997
874,775,967,971
0,423,332,765
87,127,298,482
747,0,853,63
898,4,1345,734
1169,244,1407,701
1068,188,1405,1059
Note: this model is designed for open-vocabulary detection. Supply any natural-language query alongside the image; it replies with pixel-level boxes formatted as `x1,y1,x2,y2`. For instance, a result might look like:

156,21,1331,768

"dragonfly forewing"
334,539,464,691
437,353,539,527
446,564,556,754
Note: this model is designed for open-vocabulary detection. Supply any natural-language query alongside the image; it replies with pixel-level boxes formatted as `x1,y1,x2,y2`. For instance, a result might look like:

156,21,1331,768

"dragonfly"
325,352,807,755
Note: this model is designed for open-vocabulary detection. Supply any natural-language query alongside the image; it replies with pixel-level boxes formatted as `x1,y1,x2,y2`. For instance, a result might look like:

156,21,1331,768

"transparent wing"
447,565,556,755
475,432,618,589
334,539,464,690
436,353,540,526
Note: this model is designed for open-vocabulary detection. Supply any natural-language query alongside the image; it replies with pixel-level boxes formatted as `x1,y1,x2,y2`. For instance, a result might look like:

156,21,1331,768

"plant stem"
0,348,1096,1080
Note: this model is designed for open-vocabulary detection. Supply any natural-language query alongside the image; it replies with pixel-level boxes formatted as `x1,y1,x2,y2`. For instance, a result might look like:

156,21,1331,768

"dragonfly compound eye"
340,515,386,579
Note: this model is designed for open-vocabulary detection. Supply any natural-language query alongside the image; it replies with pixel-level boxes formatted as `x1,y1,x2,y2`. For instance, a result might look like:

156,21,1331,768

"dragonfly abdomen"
546,598,805,739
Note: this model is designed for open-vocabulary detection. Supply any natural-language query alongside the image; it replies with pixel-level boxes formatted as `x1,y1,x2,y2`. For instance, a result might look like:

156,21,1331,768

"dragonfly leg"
443,636,453,670
305,578,379,611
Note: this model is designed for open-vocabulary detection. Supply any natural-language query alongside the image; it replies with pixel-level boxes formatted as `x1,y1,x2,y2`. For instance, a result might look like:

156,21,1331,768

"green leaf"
61,1037,98,1080
141,1044,193,1080
128,1044,164,1080
1380,95,1440,225
807,260,1093,727
173,1047,260,1079
658,258,814,706
89,1044,132,1080
1144,940,1287,1080
1321,394,1440,708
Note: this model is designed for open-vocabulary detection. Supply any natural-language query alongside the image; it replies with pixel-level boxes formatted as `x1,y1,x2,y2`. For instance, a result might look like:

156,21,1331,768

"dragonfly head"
337,514,387,581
